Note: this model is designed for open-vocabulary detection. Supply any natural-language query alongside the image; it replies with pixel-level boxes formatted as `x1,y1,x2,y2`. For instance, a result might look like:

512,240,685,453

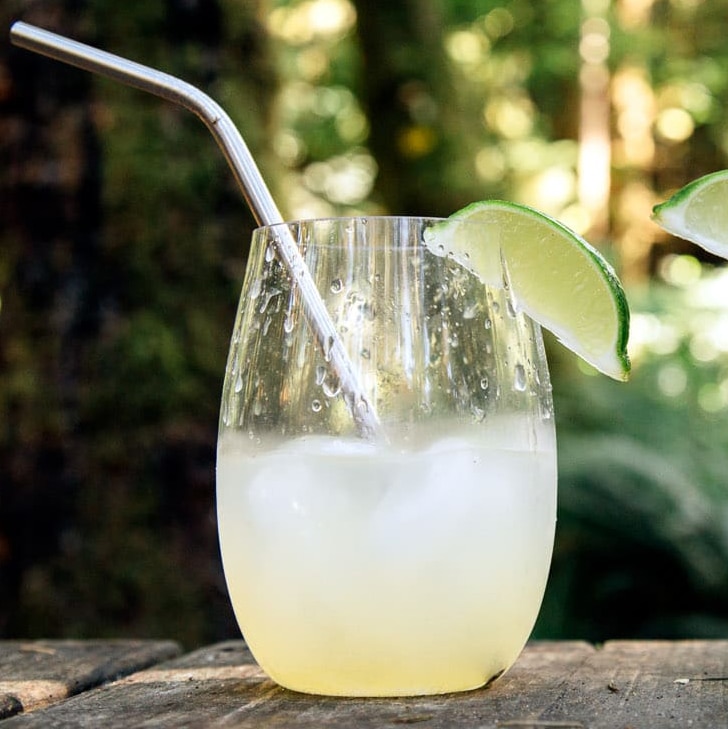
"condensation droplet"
283,312,295,333
249,277,262,300
259,287,282,314
265,243,276,262
330,278,343,294
253,399,263,416
311,399,323,413
360,348,371,360
480,376,489,391
463,303,478,320
484,317,492,330
315,365,327,386
514,363,527,391
322,376,342,398
323,336,335,362
234,373,243,393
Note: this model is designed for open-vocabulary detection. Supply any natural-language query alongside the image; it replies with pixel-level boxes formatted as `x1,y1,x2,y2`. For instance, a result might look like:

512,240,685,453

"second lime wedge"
652,170,728,259
423,200,631,381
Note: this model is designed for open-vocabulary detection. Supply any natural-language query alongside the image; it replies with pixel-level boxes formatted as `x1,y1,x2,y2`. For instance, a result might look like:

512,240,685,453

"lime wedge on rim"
652,170,728,258
423,199,631,381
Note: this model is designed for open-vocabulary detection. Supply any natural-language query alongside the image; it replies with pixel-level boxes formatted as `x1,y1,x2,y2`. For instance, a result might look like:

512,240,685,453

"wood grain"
0,640,725,728
0,640,181,720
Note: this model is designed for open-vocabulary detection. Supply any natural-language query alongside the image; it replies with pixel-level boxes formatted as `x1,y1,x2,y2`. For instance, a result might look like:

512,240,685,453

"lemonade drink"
217,419,557,696
217,216,560,696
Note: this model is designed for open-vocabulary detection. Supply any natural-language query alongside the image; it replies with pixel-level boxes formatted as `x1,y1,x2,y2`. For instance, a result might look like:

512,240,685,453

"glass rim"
252,215,452,234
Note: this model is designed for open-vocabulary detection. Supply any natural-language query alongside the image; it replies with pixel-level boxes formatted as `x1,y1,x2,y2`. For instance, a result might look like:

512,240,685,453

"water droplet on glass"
360,348,371,360
322,376,342,398
514,363,527,391
265,243,276,262
253,399,263,416
330,278,343,294
315,365,327,386
283,311,295,333
311,399,323,413
480,376,489,391
484,317,492,330
463,303,478,320
491,301,500,314
262,315,272,336
323,336,334,362
249,277,262,300
234,373,244,393
506,298,517,318
259,287,282,314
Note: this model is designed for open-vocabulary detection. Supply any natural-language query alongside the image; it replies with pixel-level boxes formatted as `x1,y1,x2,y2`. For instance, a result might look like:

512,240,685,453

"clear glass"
216,216,557,697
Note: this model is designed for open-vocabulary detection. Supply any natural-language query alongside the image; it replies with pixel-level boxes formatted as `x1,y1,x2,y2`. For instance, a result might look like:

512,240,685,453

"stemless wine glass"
216,216,557,697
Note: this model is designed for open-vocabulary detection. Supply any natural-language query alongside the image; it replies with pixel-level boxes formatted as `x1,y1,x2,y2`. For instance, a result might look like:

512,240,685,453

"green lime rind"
424,199,631,381
652,169,728,258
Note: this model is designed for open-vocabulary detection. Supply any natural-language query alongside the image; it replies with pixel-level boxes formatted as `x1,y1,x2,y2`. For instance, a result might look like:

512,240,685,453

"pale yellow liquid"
216,422,557,696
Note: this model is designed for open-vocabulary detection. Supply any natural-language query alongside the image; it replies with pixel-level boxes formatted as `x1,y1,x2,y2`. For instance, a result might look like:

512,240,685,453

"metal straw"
10,21,381,439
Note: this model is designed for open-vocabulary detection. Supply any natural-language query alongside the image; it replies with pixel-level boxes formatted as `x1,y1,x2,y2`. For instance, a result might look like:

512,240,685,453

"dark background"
2,0,728,648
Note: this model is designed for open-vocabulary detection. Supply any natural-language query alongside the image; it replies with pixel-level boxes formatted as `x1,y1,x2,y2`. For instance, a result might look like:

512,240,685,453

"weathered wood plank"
0,640,181,720
535,639,728,728
0,641,596,727
1,640,725,728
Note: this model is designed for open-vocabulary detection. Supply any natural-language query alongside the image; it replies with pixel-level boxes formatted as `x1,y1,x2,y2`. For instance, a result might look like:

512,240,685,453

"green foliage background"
1,0,728,647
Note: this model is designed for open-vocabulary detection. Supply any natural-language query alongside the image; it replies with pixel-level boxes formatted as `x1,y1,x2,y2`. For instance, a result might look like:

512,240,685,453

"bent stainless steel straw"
10,21,381,439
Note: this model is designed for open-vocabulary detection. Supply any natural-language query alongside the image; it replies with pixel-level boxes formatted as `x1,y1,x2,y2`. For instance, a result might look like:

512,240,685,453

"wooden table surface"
0,640,726,728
